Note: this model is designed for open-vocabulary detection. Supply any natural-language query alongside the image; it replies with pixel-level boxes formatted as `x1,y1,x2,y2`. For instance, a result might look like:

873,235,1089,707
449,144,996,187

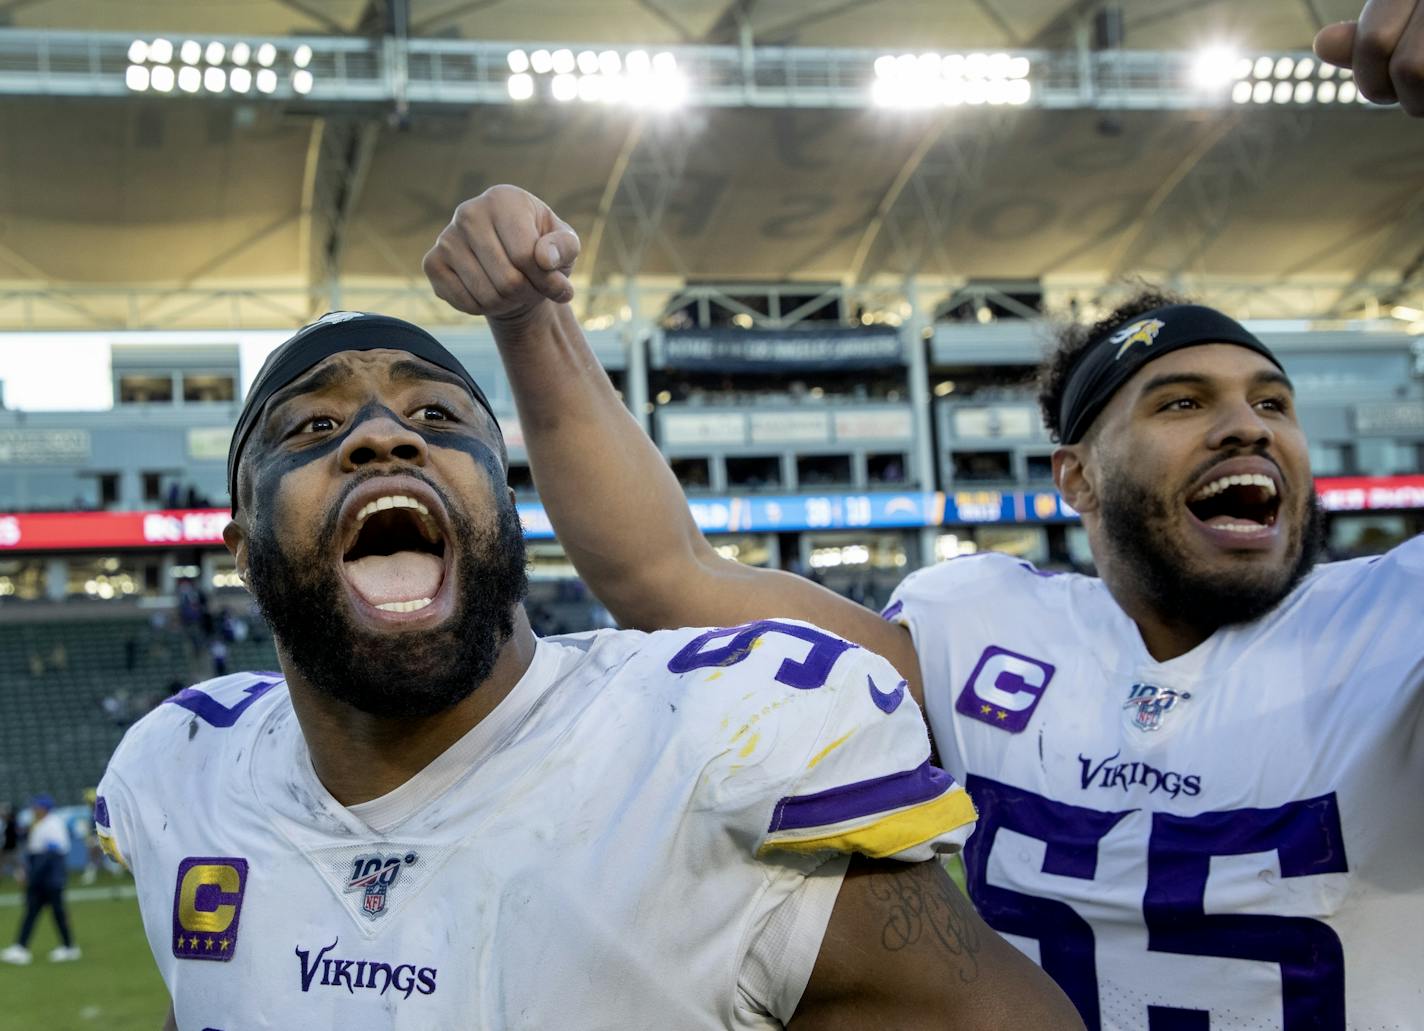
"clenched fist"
423,185,581,322
1315,0,1424,115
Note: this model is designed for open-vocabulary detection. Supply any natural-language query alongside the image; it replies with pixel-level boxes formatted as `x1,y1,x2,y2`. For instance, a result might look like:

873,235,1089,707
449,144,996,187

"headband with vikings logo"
1056,303,1284,444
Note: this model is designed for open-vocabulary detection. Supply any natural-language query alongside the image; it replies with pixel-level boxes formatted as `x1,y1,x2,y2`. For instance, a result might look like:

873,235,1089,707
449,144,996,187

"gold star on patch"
996,710,1008,721
204,937,214,950
189,935,199,949
219,938,230,952
980,704,992,715
176,934,185,951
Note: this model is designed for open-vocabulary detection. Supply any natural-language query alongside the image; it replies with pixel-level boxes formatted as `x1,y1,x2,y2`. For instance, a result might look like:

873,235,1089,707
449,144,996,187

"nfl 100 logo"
344,852,417,919
1123,682,1192,732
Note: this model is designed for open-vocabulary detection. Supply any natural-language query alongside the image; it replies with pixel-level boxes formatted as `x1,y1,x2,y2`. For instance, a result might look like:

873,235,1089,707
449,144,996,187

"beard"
1097,467,1325,636
245,474,528,719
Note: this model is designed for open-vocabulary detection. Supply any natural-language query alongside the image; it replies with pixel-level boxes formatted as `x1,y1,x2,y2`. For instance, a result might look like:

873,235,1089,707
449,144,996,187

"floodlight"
1253,56,1273,78
256,42,277,68
1272,80,1292,103
231,42,251,66
1319,63,1337,79
918,52,942,75
203,66,226,92
507,73,534,100
1294,58,1315,79
552,49,575,75
178,65,201,92
293,44,313,68
151,65,175,92
125,64,150,91
205,41,225,65
1252,80,1272,103
551,73,578,101
1293,81,1313,103
1234,56,1254,79
601,73,628,103
255,68,278,93
1006,79,1031,105
653,51,677,75
986,79,1009,105
942,54,965,78
651,71,688,108
577,50,599,74
894,53,916,76
530,49,553,74
873,54,896,78
965,52,989,77
292,69,313,95
1274,57,1294,79
180,40,202,65
1231,80,1253,103
1191,47,1238,88
127,40,148,64
964,79,988,105
1339,81,1357,103
230,67,253,92
1317,80,1337,103
577,74,602,101
626,50,651,76
598,50,621,74
507,49,529,73
1006,56,1030,79
150,38,174,64
940,79,964,106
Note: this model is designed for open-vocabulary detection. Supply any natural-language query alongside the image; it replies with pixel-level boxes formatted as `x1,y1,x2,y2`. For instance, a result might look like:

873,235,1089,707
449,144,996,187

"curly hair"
1036,285,1190,443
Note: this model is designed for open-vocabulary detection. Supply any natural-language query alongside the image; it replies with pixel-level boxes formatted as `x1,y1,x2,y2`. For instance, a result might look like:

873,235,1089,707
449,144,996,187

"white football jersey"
96,619,975,1030
888,537,1424,1030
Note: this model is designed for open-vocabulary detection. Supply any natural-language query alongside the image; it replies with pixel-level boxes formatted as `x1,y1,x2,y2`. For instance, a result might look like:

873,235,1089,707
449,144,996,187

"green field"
0,874,167,1031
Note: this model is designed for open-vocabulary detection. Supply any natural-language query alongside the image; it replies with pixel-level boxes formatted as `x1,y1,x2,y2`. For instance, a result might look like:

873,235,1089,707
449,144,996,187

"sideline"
0,884,137,907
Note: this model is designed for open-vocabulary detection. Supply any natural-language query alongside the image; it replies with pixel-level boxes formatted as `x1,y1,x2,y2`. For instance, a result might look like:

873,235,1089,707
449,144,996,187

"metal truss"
0,28,1373,113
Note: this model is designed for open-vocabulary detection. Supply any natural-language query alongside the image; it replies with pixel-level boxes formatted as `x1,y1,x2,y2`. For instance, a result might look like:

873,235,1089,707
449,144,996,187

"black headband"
1057,303,1283,445
227,311,499,510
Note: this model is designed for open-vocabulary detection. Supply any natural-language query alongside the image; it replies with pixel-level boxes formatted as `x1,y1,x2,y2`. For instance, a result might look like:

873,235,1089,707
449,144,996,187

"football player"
420,9,1424,1027
94,314,1078,1028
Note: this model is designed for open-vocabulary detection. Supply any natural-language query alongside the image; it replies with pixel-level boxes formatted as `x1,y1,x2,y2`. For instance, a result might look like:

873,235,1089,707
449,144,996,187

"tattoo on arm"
864,860,983,983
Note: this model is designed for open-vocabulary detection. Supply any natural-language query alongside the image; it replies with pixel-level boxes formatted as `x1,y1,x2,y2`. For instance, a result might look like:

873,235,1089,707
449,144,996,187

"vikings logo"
1123,683,1191,732
1110,318,1166,360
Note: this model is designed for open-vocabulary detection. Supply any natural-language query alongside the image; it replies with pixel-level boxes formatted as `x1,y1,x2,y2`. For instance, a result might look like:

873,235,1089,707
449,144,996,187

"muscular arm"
792,857,1083,1030
425,188,922,694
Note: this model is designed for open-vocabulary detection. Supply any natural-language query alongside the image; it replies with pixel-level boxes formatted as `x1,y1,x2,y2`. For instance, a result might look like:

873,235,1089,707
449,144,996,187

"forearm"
490,303,720,626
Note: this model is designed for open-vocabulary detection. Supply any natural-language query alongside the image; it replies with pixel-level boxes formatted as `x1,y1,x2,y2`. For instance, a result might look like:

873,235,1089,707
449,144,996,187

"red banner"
1,474,1422,553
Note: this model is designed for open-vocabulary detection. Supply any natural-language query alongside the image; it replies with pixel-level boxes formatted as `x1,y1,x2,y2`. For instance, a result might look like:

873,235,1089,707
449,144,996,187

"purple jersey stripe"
879,600,904,622
768,759,951,834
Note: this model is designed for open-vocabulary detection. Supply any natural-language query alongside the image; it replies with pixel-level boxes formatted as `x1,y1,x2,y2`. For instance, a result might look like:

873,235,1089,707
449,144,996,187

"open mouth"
1185,473,1281,534
341,494,448,614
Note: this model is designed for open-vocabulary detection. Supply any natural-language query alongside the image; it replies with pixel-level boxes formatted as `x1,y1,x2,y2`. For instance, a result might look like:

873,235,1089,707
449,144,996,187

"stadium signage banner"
655,329,903,371
2,475,1422,551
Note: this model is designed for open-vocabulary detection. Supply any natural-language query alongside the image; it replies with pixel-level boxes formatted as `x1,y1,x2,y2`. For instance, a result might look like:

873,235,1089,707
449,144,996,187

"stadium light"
872,50,1033,109
506,46,687,108
125,64,150,91
230,67,253,93
127,39,148,64
256,42,277,68
203,66,226,92
150,65,175,92
255,67,278,93
124,35,313,98
1215,52,1384,107
177,65,201,93
292,69,313,94
149,37,174,64
1190,47,1239,89
231,42,251,66
205,41,225,65
293,44,313,69
180,39,202,65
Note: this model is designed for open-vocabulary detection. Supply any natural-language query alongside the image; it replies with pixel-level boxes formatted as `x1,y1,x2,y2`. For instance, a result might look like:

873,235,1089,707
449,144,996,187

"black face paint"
244,462,528,718
241,393,524,718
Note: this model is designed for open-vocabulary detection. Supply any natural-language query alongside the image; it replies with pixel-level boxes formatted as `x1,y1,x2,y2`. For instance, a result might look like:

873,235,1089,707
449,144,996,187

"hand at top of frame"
423,184,581,323
1315,0,1424,114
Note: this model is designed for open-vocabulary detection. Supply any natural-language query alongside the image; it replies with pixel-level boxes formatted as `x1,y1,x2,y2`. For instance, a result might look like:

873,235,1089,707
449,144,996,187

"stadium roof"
0,0,1418,330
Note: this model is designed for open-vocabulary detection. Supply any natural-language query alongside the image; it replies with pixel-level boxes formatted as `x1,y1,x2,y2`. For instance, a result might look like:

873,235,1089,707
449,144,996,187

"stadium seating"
0,615,278,806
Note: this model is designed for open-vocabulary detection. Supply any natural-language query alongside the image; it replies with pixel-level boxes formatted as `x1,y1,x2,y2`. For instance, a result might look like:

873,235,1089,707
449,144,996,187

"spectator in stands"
0,794,80,965
0,805,19,883
210,638,229,678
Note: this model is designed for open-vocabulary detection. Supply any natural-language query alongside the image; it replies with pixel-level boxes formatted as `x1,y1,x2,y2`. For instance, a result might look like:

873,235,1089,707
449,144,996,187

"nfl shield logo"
1123,683,1191,732
363,887,387,916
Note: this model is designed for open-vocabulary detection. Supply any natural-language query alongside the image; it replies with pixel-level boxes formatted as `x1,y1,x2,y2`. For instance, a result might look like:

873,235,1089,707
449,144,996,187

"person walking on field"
1,794,80,965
